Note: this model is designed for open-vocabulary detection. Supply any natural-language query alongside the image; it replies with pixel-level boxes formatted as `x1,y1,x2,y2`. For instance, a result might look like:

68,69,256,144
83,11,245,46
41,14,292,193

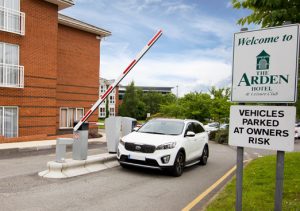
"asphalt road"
0,140,299,211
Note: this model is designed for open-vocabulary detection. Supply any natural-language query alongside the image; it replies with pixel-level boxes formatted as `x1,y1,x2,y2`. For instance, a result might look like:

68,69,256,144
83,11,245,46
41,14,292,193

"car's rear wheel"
171,151,185,177
200,145,208,165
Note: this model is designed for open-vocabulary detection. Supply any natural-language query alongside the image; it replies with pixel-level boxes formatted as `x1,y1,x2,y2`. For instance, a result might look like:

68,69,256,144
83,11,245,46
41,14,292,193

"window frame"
1,0,20,11
0,106,18,138
109,107,115,117
0,0,24,36
0,42,20,65
0,42,20,87
99,107,106,118
109,94,115,104
59,107,84,129
100,85,105,94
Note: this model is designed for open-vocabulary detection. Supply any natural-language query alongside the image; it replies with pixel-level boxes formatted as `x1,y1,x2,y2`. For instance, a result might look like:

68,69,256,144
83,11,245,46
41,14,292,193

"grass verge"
98,119,105,129
206,152,300,211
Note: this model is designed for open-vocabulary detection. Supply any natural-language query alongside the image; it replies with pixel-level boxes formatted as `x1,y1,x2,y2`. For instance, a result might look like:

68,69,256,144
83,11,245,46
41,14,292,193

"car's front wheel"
171,151,185,177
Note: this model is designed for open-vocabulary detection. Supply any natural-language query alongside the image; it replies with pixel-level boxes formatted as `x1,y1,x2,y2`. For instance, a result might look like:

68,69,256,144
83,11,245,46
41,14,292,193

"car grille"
125,142,156,153
119,155,159,167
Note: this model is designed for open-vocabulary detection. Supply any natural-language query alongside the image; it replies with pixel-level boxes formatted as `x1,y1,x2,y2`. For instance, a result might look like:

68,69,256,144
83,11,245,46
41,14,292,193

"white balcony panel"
0,64,24,88
0,6,25,35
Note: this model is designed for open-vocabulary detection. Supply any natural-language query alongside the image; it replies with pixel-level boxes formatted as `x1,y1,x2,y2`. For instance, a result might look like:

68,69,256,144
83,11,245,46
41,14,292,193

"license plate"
128,154,146,161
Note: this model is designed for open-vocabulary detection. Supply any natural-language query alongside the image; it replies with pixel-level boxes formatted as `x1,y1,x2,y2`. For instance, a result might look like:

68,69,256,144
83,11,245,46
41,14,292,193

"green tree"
160,92,212,122
232,0,300,27
142,92,177,116
209,86,231,124
161,93,177,105
118,82,146,120
160,103,186,119
142,92,164,115
180,92,212,121
105,98,109,118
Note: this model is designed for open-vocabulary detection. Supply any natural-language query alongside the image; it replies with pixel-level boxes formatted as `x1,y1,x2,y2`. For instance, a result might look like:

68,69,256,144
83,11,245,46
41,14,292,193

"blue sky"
61,0,253,96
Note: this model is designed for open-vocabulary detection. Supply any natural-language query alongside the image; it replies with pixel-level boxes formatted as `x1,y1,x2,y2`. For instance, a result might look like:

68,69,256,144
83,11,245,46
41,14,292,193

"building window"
109,95,115,104
109,107,115,117
60,107,84,129
0,42,24,88
0,0,25,35
100,85,105,93
0,106,18,138
99,107,106,118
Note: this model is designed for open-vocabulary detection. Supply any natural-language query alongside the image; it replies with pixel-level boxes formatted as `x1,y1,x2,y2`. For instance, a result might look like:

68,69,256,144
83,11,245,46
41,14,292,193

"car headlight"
120,139,125,146
156,142,176,150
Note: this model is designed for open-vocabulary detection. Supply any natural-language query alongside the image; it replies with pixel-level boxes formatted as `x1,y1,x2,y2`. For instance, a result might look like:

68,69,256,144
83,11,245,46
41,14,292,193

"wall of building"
0,0,58,139
57,24,100,135
0,0,104,142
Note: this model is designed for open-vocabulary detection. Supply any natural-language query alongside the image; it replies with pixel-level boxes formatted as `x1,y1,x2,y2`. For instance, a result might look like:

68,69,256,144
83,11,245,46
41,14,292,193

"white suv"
117,118,209,176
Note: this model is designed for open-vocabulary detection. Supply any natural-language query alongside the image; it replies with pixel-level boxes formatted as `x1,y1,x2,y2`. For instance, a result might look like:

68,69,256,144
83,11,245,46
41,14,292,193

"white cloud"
100,50,232,97
62,0,242,96
165,4,193,13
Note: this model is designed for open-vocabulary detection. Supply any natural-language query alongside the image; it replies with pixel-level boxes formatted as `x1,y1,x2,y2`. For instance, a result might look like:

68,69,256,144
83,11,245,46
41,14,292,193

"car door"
193,122,207,158
183,123,197,161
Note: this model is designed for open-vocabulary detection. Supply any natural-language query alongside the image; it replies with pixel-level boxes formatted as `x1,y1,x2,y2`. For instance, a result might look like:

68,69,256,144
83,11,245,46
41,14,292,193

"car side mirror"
185,131,195,137
133,127,139,132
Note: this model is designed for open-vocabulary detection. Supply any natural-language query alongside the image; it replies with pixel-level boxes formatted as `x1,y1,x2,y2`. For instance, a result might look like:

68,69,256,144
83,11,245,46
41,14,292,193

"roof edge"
58,14,111,37
43,0,74,10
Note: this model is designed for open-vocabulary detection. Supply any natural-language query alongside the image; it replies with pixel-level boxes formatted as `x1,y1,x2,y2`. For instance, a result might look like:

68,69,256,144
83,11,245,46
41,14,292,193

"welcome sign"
231,24,299,103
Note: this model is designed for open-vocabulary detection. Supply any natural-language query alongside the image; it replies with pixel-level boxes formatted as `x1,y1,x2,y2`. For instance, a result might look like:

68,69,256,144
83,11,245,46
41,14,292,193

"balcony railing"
0,64,24,88
0,6,25,35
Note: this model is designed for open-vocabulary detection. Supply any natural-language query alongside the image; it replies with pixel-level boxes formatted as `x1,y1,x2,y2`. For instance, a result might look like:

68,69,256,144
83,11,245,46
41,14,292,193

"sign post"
275,151,285,211
230,24,299,211
236,146,243,211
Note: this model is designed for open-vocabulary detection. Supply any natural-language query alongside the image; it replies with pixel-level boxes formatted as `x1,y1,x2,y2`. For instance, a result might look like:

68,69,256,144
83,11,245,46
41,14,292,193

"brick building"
0,0,111,142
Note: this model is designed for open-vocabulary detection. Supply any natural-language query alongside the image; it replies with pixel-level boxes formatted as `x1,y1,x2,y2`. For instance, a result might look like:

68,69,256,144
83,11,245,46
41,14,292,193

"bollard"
121,117,137,137
105,117,122,153
72,121,89,160
56,138,74,163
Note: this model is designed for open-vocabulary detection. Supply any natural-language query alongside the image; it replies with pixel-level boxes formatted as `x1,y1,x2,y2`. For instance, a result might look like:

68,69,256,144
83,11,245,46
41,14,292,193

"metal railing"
0,63,24,88
0,6,25,35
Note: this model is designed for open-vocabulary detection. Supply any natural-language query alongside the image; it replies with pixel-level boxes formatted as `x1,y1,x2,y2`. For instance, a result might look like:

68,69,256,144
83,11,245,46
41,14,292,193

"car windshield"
138,119,184,135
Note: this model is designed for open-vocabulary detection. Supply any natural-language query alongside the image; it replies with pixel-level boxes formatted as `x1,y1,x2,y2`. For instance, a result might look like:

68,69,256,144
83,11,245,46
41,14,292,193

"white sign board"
229,105,295,151
231,24,299,103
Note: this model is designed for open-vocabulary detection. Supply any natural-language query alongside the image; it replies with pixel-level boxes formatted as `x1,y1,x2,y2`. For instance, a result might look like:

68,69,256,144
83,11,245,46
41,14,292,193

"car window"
194,123,205,133
193,123,200,133
185,123,194,134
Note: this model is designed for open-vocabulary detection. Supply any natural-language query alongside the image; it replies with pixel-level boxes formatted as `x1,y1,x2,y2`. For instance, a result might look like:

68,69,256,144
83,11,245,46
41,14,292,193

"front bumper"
117,144,177,169
119,155,162,169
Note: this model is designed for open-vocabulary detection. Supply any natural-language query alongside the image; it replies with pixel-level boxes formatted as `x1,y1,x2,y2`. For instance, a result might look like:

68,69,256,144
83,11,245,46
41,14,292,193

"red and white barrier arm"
73,29,163,132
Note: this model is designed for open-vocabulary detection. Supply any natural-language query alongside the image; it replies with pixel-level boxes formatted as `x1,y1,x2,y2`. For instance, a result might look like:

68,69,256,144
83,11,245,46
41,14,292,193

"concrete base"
38,153,118,179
